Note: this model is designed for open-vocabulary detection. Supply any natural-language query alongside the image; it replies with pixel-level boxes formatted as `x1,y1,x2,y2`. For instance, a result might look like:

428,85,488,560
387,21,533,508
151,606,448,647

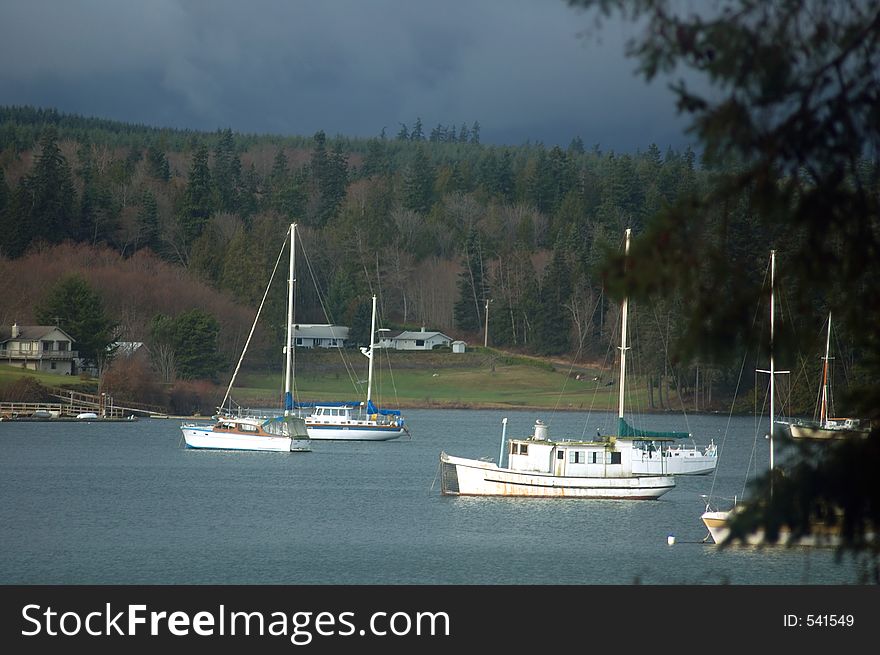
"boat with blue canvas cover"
302,294,408,441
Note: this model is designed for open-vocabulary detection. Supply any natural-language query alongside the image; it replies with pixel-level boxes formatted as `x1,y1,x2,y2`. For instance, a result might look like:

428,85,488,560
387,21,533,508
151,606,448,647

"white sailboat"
701,249,809,544
788,313,870,441
180,223,311,452
439,228,675,499
302,294,408,441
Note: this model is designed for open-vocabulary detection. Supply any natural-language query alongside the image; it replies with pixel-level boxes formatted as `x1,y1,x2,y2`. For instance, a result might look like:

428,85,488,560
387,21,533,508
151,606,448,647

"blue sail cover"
366,399,401,417
293,401,361,408
617,417,690,439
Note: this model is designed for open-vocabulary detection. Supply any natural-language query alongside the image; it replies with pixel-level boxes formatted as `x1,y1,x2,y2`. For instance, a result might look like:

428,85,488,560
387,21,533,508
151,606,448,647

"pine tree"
34,274,118,369
532,245,572,355
178,143,213,258
411,117,424,141
453,227,489,333
137,191,159,252
25,127,77,247
402,146,434,214
150,309,225,381
212,128,241,214
146,143,170,181
470,121,481,144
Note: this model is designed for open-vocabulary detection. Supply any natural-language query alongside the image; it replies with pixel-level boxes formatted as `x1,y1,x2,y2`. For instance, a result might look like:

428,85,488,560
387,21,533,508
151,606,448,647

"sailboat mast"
618,228,631,427
820,312,832,424
284,223,296,415
365,294,377,409
769,249,776,473
617,228,632,434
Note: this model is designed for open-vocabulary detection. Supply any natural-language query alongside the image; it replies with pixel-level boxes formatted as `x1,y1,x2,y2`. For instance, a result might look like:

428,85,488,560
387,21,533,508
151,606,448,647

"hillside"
0,106,842,416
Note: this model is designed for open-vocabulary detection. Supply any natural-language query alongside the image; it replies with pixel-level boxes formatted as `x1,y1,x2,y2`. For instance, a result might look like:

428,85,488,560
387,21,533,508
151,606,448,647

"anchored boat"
439,229,675,500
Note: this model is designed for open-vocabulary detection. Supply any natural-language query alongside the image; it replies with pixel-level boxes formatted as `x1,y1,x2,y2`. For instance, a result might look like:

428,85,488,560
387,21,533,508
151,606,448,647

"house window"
42,341,52,351
57,342,68,351
416,340,425,347
295,338,303,346
50,362,56,369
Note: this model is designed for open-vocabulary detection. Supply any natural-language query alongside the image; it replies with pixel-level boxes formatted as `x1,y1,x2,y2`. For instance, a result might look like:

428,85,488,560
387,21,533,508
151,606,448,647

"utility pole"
483,298,491,348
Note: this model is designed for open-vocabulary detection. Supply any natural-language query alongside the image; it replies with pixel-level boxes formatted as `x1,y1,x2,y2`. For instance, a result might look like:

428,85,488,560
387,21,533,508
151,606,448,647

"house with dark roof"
0,323,78,374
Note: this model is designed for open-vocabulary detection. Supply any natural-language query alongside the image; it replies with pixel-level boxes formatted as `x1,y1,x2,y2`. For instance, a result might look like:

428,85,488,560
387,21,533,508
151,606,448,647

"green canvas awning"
617,417,690,440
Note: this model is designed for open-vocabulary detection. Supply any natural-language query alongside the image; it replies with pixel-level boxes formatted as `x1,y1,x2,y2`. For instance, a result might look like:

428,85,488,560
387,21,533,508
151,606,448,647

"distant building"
383,327,453,351
0,323,78,374
113,342,145,357
293,324,349,349
452,340,467,354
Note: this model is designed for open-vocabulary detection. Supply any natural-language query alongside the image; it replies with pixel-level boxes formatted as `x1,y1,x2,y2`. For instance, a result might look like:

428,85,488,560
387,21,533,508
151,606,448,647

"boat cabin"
213,415,296,437
506,422,647,478
307,404,401,427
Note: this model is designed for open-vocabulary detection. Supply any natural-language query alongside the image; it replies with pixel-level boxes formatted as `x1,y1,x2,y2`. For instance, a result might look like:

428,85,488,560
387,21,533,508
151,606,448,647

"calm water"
0,408,866,584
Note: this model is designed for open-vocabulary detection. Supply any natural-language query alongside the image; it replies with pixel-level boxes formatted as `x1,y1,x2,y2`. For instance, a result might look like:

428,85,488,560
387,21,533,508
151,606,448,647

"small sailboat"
788,313,870,441
698,250,845,546
439,228,675,499
301,294,408,441
180,223,311,452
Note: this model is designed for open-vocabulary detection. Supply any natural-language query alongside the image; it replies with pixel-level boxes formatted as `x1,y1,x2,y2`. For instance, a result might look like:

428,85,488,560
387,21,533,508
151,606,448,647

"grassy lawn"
0,364,98,390
1,351,673,413
233,349,656,411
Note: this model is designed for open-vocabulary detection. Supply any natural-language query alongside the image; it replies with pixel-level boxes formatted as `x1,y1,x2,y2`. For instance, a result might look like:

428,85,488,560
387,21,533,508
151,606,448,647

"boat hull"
632,453,717,475
789,422,869,441
306,423,406,441
440,453,674,499
181,425,303,452
701,509,845,547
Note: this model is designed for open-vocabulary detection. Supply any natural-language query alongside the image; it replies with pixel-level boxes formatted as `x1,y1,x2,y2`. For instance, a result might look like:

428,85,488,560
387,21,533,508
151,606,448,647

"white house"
0,323,78,374
293,324,349,349
385,328,453,351
452,340,467,354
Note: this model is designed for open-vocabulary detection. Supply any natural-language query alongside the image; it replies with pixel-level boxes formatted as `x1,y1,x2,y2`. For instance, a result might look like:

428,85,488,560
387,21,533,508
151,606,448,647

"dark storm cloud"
0,0,694,150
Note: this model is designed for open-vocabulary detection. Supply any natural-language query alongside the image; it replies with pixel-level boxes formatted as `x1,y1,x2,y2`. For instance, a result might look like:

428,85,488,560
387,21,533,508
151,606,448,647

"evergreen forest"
0,105,865,414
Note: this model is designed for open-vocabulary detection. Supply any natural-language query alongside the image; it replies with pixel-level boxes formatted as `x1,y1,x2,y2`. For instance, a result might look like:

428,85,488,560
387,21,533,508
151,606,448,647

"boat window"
240,424,258,432
569,451,584,463
520,444,529,456
609,452,622,465
510,443,518,455
591,452,598,464
557,450,565,460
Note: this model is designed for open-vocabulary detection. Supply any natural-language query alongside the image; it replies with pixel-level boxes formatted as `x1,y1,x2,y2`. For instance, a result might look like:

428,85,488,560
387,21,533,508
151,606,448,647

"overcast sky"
0,0,697,151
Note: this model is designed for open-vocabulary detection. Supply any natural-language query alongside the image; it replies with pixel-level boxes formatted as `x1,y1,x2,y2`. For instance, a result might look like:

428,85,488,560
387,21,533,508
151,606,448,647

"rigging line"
374,301,401,410
548,289,602,427
649,299,693,433
777,278,811,420
549,333,586,426
219,225,288,413
743,376,770,502
573,292,604,440
582,301,621,439
297,233,362,396
704,262,769,504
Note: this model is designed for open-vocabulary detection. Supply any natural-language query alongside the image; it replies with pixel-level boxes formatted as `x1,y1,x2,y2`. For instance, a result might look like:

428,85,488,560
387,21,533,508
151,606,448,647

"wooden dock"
1,388,168,422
